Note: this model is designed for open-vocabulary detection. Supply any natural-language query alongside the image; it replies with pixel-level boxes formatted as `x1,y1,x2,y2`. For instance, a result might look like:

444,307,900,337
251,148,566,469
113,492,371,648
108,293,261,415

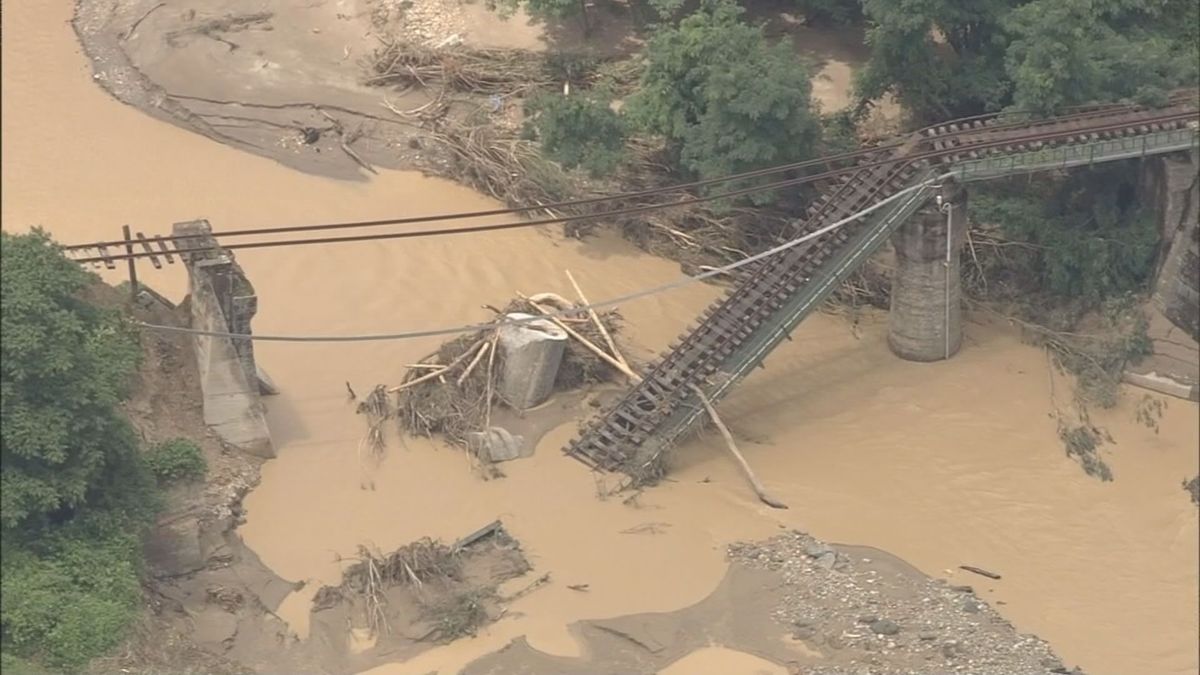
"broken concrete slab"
467,426,530,462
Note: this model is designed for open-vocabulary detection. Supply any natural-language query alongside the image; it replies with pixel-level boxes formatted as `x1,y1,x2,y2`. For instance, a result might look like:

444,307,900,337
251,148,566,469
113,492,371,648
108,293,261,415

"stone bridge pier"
173,219,275,458
888,183,968,362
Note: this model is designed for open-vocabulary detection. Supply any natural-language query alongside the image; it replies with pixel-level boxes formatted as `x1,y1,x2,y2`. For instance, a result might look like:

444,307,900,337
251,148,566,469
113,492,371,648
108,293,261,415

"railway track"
566,95,1200,474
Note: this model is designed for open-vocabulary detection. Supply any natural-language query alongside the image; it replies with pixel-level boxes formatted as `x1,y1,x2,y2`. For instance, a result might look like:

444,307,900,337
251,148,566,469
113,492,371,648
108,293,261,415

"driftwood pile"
363,41,795,273
393,283,627,450
367,41,553,95
366,41,639,97
316,523,531,641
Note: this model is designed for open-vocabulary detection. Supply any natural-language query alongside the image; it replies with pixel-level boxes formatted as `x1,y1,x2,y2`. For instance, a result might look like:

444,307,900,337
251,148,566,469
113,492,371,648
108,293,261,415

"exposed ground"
460,532,1077,675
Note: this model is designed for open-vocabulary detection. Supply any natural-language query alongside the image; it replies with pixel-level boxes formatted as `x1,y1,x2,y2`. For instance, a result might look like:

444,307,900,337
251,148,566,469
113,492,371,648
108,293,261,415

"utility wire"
60,144,885,251
62,94,1170,251
72,168,839,264
134,172,951,343
69,106,1198,264
58,94,1171,252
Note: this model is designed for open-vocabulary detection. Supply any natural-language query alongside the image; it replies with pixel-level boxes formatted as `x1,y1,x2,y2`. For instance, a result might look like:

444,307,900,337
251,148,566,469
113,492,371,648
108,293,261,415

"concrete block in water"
466,426,530,462
497,313,567,409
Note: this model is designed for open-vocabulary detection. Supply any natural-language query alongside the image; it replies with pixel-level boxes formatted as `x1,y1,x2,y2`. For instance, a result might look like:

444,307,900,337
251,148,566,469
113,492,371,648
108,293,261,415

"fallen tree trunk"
688,383,788,510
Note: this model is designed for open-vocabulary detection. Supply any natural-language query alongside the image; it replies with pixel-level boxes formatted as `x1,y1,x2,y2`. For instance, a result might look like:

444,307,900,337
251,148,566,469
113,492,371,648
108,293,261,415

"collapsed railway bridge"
565,93,1200,478
56,93,1200,474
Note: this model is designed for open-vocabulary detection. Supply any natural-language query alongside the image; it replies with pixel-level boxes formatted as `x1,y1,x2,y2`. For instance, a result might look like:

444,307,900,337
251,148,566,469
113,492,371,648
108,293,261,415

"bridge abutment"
888,185,967,362
173,220,275,458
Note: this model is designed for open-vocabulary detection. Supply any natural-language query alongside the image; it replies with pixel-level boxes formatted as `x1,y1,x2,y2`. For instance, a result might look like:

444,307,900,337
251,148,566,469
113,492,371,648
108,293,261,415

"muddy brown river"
3,1,1198,674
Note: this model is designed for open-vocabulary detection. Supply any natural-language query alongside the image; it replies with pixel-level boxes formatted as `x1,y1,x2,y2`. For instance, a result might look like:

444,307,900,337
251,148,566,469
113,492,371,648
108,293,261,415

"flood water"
2,2,1197,675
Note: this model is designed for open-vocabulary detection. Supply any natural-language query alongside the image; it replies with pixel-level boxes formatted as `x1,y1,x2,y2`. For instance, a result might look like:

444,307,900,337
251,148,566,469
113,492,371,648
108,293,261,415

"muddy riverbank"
71,0,898,182
3,0,1198,674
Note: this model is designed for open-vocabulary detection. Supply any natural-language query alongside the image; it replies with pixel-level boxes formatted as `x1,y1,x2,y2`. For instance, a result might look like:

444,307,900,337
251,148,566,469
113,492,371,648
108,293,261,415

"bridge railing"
952,126,1199,182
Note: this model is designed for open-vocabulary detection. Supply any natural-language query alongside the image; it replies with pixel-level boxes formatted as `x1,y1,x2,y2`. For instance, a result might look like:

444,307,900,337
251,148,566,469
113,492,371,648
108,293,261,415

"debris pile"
392,291,626,450
315,523,531,643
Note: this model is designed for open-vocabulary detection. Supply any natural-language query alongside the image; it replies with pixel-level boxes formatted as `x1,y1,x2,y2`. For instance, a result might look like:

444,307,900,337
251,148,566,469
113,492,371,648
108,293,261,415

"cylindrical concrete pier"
888,188,967,362
497,313,568,409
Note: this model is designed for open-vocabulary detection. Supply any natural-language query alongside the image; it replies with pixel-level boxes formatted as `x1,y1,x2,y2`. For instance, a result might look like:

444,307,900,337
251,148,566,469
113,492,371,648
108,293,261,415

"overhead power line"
60,96,1192,254
62,147,880,251
134,173,951,343
68,106,1199,265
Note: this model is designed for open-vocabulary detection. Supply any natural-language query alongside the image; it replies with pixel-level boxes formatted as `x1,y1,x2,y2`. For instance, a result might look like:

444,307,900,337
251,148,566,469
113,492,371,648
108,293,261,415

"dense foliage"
1,231,142,530
1,231,162,671
528,92,627,176
856,0,1198,122
971,163,1160,306
1005,0,1199,113
628,0,821,200
492,0,592,33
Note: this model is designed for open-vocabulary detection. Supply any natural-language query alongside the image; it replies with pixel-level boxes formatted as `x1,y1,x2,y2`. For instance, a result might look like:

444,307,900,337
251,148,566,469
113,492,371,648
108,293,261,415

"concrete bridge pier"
888,184,968,362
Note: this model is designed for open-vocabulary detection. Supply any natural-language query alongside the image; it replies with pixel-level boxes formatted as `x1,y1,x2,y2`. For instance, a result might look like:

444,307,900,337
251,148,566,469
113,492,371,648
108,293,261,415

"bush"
970,164,1158,308
144,439,207,485
527,92,626,177
794,0,863,26
1,515,145,670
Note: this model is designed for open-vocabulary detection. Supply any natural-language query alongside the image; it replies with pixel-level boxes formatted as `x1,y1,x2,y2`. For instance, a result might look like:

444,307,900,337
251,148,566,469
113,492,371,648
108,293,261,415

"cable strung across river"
60,97,1198,261
132,176,948,342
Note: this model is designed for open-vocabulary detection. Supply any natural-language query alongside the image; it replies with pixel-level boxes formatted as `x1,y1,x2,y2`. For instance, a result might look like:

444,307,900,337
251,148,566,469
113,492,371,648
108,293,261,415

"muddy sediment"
456,532,1074,675
72,0,449,180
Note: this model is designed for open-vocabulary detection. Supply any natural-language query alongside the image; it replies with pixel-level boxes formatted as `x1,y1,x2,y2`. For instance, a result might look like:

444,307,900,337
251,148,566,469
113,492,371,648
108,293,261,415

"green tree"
1,231,141,531
1,230,159,670
856,0,1016,123
972,163,1159,306
2,515,147,669
528,91,627,177
1005,0,1199,113
628,0,821,200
